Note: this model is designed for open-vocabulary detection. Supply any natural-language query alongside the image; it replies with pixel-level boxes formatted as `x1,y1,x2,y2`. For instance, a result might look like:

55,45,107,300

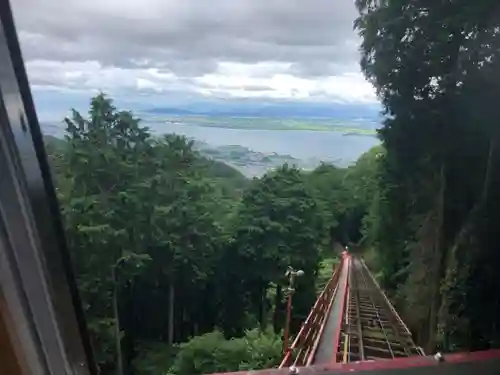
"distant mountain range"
145,101,382,120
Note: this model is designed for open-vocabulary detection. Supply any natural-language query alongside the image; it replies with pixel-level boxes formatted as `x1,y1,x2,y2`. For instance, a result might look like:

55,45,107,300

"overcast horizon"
13,0,379,121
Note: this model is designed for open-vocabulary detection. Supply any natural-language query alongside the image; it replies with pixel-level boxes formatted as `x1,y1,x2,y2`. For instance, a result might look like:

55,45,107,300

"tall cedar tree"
355,0,500,351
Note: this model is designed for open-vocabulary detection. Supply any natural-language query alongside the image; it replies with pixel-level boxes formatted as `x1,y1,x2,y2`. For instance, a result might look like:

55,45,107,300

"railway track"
335,256,423,363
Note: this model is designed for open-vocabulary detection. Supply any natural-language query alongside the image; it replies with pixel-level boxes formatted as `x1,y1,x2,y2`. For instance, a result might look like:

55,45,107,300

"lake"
42,120,380,167
148,122,379,166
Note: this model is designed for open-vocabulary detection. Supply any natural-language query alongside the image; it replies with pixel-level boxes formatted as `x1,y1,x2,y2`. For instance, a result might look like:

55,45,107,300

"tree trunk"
168,282,175,346
427,163,446,352
258,279,266,330
273,284,283,333
112,269,124,375
449,137,496,255
438,136,497,349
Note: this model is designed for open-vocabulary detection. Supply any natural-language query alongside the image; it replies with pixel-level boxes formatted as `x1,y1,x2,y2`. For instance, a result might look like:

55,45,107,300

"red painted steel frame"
320,348,500,373
279,257,344,368
208,349,500,375
331,254,350,363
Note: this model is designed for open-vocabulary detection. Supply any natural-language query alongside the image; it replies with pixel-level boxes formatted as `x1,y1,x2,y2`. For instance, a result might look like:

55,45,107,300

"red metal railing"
279,257,344,368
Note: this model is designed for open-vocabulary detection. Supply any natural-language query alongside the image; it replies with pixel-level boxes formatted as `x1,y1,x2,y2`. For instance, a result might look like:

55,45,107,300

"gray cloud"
13,0,361,78
12,0,379,107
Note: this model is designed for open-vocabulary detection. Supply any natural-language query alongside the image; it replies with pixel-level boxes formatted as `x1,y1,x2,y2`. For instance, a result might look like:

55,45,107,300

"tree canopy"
355,0,500,352
46,93,376,375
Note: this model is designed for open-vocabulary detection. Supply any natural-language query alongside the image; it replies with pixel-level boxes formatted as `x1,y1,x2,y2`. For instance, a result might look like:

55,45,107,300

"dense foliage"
355,0,500,352
46,94,374,375
169,329,282,375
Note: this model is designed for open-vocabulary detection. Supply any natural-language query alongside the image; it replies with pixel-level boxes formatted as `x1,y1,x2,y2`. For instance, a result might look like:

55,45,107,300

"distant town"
194,142,324,177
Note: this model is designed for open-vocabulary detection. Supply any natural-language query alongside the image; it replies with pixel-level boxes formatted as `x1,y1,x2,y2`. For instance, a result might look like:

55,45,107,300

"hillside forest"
45,93,377,375
42,1,500,374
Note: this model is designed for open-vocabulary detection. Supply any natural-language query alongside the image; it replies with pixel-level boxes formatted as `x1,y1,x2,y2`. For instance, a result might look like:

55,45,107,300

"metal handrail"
279,257,344,368
306,274,340,366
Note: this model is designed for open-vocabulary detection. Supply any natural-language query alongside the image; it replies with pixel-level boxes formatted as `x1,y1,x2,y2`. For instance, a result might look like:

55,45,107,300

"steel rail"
282,254,421,368
342,285,350,363
351,263,365,361
344,256,423,361
358,261,395,358
360,258,414,338
342,260,352,364
359,259,422,357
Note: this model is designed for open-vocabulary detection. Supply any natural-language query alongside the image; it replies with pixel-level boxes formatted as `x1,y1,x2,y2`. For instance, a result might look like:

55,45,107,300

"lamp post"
283,266,304,355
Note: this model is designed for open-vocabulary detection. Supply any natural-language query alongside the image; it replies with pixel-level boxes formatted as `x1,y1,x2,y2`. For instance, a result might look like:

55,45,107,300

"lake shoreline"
160,120,378,136
41,117,380,176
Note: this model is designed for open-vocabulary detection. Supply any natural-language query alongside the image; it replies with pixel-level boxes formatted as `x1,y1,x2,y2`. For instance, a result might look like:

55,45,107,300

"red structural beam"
208,349,500,375
331,253,350,364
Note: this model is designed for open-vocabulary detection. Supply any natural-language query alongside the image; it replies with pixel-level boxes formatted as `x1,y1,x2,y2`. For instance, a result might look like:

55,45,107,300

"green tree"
59,94,154,374
305,146,383,247
305,163,347,245
170,329,282,375
230,165,325,334
147,135,223,345
54,94,231,373
355,0,500,351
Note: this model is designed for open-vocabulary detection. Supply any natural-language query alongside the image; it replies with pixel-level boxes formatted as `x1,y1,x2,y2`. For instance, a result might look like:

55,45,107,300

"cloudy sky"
12,0,378,119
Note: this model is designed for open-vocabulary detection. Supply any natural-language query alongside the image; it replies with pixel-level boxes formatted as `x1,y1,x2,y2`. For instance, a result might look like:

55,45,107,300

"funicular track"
335,256,423,363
